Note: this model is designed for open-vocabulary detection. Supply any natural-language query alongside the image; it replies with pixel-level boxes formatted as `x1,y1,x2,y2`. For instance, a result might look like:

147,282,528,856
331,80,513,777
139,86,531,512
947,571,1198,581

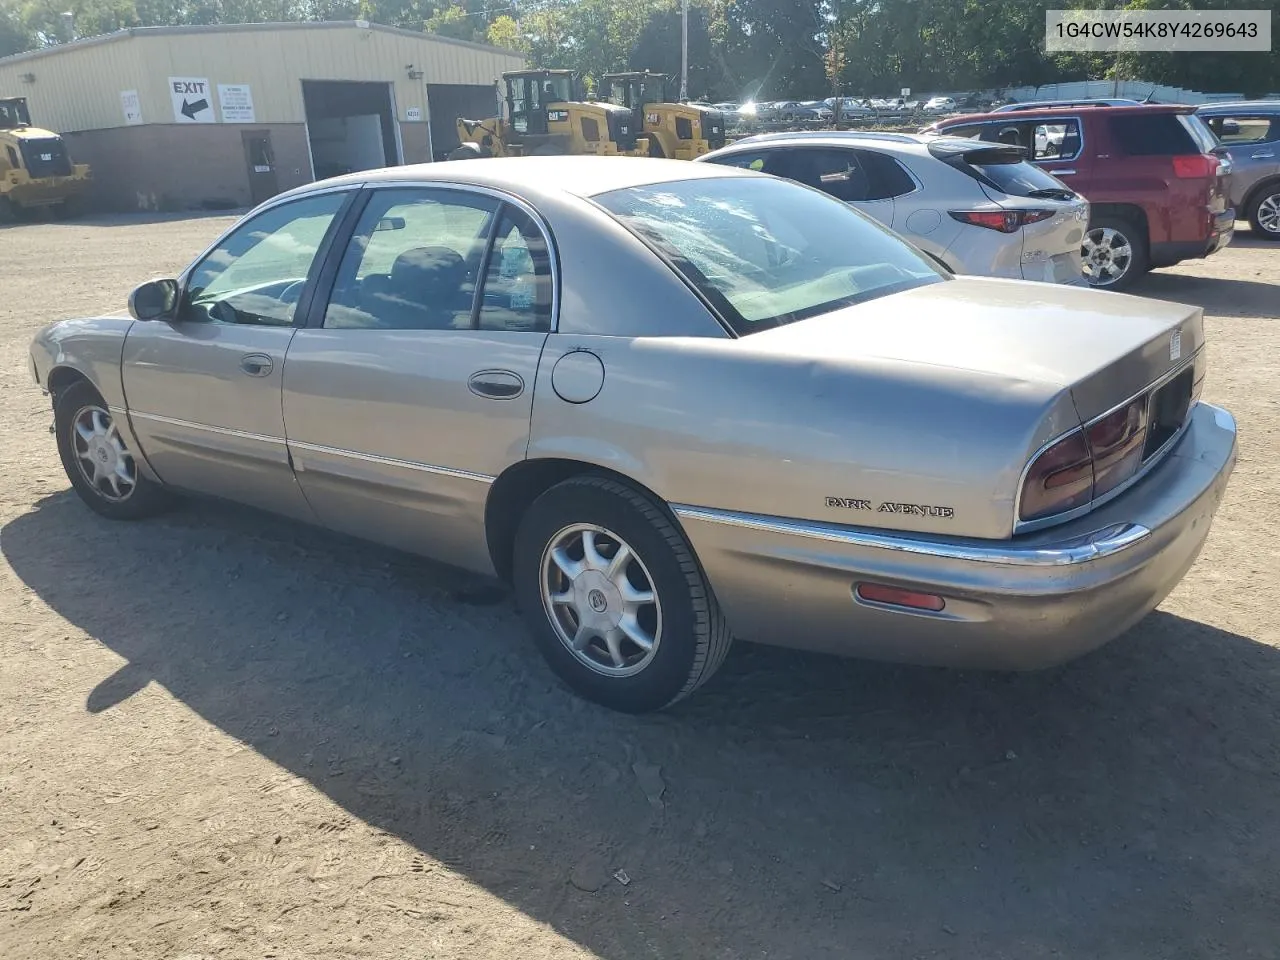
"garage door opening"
426,83,502,160
302,80,401,181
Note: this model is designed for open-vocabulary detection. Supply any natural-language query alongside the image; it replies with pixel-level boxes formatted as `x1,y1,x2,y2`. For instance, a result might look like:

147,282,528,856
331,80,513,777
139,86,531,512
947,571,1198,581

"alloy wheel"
71,404,137,502
539,523,663,677
1257,193,1280,234
1082,226,1133,286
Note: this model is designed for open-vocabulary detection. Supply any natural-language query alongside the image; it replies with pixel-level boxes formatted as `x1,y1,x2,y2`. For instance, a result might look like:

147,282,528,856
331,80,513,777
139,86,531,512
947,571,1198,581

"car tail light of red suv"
1171,154,1219,179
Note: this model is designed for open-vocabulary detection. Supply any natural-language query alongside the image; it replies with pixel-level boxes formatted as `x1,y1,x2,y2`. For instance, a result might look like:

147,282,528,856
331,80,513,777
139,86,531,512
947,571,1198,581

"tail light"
1087,397,1148,497
1171,154,1218,179
1020,395,1156,521
1019,430,1093,521
949,209,1056,233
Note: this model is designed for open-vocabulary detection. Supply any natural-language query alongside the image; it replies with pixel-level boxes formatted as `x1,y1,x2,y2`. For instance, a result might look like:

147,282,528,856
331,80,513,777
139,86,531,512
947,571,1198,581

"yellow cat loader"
1,97,90,221
602,72,727,160
451,70,646,159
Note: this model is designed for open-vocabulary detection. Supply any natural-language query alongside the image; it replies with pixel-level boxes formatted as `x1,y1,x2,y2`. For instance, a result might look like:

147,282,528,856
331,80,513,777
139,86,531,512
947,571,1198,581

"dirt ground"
1,213,1278,960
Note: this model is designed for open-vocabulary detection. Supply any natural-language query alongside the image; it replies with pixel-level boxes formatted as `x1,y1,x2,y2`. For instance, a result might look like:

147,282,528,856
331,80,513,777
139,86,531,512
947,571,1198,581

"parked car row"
690,100,1279,290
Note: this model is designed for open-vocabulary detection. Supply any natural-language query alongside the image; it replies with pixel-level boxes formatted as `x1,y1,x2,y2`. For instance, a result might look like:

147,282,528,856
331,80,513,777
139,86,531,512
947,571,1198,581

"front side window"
323,188,498,330
182,192,347,326
1205,115,1277,144
596,176,943,335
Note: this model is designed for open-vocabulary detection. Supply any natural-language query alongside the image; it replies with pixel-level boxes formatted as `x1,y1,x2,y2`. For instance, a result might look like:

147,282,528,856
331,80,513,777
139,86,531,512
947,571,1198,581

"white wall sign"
218,84,255,123
120,89,142,125
405,106,422,121
900,87,911,97
169,77,215,123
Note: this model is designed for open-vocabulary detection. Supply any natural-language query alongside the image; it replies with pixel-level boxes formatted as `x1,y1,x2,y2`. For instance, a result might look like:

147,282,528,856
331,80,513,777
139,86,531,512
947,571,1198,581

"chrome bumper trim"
670,505,1151,568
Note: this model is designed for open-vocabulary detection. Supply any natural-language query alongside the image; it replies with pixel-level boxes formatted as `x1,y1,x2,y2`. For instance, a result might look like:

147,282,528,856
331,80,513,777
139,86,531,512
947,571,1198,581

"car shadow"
4,492,1279,957
1133,269,1278,319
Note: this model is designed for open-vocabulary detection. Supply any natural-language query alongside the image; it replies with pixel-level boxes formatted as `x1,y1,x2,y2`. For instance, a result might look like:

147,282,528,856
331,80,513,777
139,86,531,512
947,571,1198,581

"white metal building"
0,21,524,210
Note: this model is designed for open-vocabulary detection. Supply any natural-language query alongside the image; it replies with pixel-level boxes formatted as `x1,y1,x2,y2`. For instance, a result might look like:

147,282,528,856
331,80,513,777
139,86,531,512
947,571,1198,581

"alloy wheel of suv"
1248,187,1280,240
1082,216,1148,291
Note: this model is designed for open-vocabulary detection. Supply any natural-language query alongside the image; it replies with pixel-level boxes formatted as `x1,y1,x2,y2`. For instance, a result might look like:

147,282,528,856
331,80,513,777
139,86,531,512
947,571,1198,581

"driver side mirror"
129,278,179,321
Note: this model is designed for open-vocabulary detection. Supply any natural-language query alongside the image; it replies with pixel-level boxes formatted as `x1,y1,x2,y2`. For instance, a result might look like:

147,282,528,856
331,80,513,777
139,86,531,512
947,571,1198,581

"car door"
121,189,352,520
281,185,553,574
1204,113,1280,209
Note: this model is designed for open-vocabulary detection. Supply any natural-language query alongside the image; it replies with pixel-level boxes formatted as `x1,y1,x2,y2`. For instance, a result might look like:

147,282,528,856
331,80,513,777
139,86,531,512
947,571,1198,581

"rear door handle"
1054,169,1077,176
240,353,273,377
1252,151,1275,159
468,369,524,400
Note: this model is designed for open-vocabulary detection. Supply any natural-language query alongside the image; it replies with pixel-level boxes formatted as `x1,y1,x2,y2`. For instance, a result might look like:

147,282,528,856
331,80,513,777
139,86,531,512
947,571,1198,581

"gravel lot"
1,214,1278,960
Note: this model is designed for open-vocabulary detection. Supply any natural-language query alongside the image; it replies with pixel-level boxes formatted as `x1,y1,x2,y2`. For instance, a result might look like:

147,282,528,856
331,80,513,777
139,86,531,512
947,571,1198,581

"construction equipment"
451,70,645,160
1,96,91,221
603,71,727,160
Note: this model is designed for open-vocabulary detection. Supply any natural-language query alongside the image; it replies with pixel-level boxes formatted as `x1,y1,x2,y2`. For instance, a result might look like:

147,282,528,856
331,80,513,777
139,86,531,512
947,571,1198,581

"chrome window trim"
177,182,362,290
288,439,495,484
671,504,1151,568
129,410,286,446
176,180,563,334
1013,350,1200,534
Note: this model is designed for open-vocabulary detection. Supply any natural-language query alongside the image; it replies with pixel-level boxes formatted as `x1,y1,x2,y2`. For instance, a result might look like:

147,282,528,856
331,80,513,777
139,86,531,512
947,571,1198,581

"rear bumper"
674,402,1236,670
1150,208,1235,266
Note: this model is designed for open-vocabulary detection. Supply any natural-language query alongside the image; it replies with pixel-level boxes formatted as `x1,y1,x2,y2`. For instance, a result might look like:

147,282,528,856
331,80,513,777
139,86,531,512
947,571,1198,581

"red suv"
923,104,1233,290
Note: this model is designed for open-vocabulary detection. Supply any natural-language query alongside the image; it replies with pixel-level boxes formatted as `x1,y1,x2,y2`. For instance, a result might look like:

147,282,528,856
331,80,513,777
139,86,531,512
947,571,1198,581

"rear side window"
855,149,917,199
1109,114,1199,155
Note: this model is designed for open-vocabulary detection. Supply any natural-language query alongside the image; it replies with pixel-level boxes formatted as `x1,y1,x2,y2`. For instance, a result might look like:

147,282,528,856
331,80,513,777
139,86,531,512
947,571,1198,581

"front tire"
55,380,170,520
1081,215,1148,290
513,475,733,713
1247,184,1280,240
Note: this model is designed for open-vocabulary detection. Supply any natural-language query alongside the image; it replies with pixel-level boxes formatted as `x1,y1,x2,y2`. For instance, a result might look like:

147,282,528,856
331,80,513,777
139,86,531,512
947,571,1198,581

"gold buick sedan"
30,157,1236,712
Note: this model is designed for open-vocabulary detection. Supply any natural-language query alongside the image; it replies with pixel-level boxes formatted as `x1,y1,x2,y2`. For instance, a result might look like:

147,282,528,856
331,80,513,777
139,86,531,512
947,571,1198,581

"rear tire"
1247,184,1280,240
55,380,171,521
1081,214,1148,291
513,475,733,713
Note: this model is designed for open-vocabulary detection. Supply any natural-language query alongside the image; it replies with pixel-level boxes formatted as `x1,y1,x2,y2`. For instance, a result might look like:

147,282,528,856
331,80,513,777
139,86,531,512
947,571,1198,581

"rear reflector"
855,582,946,612
949,209,1056,233
1171,154,1218,179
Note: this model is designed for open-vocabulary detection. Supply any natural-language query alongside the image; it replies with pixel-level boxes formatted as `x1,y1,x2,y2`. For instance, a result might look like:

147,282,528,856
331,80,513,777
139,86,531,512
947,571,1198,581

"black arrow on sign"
180,97,209,120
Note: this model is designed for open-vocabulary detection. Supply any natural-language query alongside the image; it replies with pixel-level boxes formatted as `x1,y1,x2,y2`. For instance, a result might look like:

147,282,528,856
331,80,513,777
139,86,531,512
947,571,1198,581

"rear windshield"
967,159,1075,199
595,176,943,335
1109,113,1203,155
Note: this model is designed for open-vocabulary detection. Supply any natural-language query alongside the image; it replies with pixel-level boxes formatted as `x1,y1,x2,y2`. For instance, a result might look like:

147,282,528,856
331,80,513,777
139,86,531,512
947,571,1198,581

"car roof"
992,98,1142,112
290,156,758,202
1197,100,1280,114
724,130,925,148
934,103,1195,125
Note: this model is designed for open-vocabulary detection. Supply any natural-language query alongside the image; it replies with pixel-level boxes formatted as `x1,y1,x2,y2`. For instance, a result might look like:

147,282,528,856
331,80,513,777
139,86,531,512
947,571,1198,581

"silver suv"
698,132,1089,284
1197,101,1280,239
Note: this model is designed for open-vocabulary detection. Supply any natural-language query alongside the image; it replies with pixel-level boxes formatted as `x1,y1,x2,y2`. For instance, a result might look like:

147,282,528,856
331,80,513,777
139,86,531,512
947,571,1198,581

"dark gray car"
1198,101,1280,239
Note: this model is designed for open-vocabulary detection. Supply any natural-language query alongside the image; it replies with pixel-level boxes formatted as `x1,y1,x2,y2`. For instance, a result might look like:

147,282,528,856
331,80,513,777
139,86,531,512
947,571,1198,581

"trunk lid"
745,276,1203,422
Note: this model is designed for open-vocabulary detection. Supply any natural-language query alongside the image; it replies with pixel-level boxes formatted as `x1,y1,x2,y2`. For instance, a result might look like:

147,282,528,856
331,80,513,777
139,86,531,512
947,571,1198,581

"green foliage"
2,0,1276,99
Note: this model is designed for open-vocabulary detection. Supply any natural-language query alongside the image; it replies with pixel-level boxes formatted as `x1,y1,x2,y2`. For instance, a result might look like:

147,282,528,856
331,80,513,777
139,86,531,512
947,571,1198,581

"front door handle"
1054,169,1077,176
468,369,525,400
1252,151,1276,159
240,353,273,377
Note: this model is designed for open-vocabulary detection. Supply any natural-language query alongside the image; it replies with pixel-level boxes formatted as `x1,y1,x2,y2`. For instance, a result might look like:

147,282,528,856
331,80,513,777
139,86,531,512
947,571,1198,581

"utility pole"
680,0,689,101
